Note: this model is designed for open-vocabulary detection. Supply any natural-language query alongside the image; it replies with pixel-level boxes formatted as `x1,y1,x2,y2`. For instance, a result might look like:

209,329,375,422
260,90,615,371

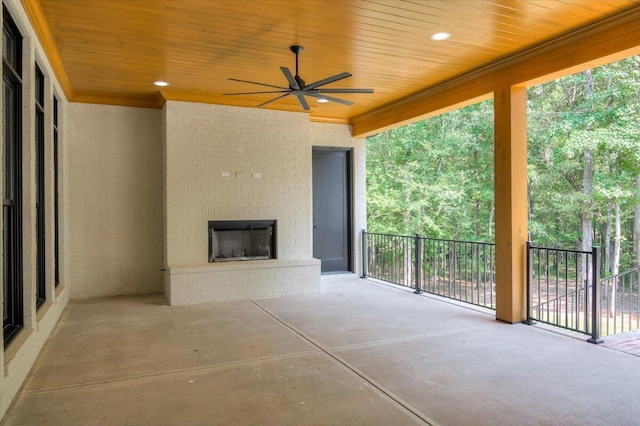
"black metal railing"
601,265,640,336
525,242,601,342
362,232,416,288
362,231,496,309
526,242,640,342
362,232,639,343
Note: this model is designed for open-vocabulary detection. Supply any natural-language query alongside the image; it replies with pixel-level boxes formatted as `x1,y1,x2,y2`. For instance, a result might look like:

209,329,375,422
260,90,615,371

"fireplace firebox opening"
208,220,276,262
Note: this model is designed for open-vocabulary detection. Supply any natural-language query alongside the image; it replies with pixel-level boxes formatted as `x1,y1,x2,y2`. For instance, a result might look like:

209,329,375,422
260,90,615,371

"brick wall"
66,101,365,304
0,1,72,417
68,104,163,299
163,101,312,267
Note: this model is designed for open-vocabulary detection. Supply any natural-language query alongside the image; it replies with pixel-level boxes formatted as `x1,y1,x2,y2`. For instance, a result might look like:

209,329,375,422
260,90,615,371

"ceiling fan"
223,45,374,111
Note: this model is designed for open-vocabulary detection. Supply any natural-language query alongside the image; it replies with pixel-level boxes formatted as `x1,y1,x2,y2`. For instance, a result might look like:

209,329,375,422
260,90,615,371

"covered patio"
4,275,639,425
3,1,640,421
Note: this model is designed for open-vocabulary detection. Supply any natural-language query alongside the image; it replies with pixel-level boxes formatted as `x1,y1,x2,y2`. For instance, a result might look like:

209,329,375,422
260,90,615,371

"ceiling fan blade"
296,94,310,111
257,93,291,108
223,90,288,95
305,72,352,90
280,67,301,90
228,78,288,90
313,88,374,94
306,92,353,106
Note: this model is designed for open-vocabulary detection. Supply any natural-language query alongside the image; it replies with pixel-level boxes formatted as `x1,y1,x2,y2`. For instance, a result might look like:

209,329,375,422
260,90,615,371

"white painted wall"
67,104,163,299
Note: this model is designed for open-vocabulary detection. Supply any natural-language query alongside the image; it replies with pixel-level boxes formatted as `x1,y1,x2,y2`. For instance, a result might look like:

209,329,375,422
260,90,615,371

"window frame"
53,96,59,286
35,64,45,308
3,6,24,345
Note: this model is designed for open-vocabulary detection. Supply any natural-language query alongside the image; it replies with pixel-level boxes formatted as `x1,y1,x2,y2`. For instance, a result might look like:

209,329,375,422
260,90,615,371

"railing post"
522,241,535,325
414,234,422,294
361,230,367,279
588,246,603,344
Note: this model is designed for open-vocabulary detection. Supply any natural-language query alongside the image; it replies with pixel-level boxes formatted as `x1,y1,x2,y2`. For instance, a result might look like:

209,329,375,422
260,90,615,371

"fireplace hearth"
208,220,276,262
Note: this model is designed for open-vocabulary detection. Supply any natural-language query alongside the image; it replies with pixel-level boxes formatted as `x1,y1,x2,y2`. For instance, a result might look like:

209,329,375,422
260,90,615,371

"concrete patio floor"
3,274,640,425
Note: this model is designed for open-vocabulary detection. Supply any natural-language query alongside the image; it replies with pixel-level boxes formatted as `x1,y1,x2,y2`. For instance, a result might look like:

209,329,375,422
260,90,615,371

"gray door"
312,148,351,272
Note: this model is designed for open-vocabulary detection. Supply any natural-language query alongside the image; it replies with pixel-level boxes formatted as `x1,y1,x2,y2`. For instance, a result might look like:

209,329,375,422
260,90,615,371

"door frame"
312,146,353,273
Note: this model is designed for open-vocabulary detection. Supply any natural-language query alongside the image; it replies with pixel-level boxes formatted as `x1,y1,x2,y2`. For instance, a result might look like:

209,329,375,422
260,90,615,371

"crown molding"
20,0,75,100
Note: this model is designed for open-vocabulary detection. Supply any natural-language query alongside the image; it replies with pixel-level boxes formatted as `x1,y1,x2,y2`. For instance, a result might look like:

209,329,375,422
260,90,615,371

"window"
3,7,23,345
53,97,59,286
35,65,45,308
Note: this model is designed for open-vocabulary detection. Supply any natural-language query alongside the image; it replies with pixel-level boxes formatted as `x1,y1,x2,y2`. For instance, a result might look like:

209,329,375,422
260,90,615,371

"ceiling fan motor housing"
294,76,306,89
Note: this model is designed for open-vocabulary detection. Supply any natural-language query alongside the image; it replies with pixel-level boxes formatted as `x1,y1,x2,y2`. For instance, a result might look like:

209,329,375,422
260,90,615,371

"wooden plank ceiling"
24,0,640,126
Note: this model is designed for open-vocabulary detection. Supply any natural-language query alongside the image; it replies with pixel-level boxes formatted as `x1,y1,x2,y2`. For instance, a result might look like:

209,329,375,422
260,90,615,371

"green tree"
367,55,640,276
367,102,494,240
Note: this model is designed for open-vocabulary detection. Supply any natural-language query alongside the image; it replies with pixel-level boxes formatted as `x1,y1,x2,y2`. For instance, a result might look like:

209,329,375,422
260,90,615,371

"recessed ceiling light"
317,98,329,103
153,81,169,87
430,32,451,41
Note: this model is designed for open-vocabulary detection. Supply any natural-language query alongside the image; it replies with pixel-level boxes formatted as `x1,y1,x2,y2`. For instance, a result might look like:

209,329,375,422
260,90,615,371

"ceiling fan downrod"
290,45,303,77
289,45,306,88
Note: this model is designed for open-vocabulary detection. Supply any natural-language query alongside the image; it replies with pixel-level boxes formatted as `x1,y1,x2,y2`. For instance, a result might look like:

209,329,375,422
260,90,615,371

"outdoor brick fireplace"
162,102,322,306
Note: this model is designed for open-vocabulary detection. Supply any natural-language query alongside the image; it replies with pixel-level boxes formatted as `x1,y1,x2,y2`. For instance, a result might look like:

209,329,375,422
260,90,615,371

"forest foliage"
366,55,640,273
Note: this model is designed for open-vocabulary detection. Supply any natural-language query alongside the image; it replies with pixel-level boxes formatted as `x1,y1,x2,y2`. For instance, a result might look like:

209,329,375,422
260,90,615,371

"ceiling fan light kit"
224,45,373,111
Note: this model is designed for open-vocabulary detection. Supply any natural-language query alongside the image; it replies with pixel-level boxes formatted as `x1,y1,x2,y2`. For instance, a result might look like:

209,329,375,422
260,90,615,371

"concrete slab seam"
329,325,493,353
20,350,320,396
250,299,440,426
